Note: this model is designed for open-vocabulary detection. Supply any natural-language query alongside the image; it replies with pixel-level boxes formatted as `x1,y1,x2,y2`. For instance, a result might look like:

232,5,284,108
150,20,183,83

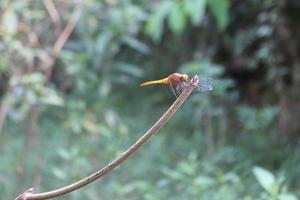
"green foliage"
145,1,173,42
237,106,278,132
208,0,229,30
167,1,188,34
146,0,229,41
185,0,207,25
0,0,300,200
253,166,279,196
253,166,298,200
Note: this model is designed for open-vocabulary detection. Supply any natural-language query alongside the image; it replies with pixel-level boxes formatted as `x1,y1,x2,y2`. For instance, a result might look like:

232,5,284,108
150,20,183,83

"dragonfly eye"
180,74,189,81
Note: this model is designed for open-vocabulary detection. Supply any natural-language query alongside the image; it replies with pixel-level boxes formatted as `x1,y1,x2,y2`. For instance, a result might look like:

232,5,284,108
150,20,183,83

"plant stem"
15,75,200,200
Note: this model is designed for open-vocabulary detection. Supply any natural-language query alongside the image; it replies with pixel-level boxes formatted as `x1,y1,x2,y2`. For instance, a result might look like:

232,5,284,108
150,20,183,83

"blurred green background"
0,0,300,199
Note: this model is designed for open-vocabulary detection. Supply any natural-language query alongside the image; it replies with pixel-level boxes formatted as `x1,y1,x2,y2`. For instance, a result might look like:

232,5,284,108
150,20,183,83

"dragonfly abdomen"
140,78,169,87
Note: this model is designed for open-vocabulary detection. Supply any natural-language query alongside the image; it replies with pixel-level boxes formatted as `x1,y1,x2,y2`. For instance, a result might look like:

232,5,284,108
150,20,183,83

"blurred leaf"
208,0,229,30
278,194,298,200
83,119,98,133
122,36,150,54
52,167,66,180
94,31,114,64
162,167,183,180
40,88,64,106
121,181,150,194
194,175,215,186
167,2,187,34
253,166,277,195
145,1,172,42
2,7,17,34
238,106,278,131
185,0,207,25
20,73,45,85
57,149,71,161
222,172,240,184
115,62,144,78
179,161,196,176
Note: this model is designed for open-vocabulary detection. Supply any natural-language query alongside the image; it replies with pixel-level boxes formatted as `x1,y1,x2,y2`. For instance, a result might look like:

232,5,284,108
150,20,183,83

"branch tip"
191,75,200,86
15,188,34,200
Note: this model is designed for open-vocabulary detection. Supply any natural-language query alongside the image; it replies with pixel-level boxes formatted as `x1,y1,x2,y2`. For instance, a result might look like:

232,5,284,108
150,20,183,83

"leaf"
52,167,66,180
2,7,18,34
145,1,173,42
167,2,187,34
122,36,150,54
194,175,215,186
21,73,45,85
115,62,144,78
278,194,298,200
185,0,207,25
253,166,276,195
83,120,98,133
162,167,183,180
57,149,71,160
208,0,229,30
94,31,113,64
40,88,64,106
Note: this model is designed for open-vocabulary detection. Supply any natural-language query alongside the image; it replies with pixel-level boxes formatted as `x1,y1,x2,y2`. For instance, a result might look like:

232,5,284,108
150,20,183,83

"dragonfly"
140,73,215,98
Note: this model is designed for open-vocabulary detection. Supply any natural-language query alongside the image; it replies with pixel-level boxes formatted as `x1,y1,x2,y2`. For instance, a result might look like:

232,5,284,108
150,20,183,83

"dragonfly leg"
169,84,179,98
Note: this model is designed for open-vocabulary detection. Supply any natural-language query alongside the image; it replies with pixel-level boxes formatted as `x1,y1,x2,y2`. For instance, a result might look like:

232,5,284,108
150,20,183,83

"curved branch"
15,75,200,200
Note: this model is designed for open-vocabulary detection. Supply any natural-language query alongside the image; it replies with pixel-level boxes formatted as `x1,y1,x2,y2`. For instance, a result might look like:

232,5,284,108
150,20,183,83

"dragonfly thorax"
169,73,189,82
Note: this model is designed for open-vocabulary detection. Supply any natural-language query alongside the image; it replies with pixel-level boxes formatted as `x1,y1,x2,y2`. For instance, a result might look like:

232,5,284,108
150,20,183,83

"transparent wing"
168,76,215,97
169,84,180,98
195,77,215,92
169,79,186,98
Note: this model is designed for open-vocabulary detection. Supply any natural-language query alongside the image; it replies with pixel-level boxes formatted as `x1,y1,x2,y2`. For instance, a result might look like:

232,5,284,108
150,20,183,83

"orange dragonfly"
140,73,215,98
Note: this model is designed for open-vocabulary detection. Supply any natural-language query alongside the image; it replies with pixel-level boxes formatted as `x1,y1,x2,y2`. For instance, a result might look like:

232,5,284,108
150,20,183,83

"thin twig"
52,2,82,57
43,0,61,26
17,112,34,192
44,1,83,80
15,75,200,200
31,106,41,191
0,102,9,135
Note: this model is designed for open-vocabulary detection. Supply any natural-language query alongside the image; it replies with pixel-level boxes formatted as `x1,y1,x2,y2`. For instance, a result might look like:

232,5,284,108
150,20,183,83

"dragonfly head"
180,74,189,82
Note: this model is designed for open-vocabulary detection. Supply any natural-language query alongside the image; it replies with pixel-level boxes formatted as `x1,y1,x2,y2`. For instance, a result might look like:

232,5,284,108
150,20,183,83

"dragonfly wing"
169,84,179,98
169,79,186,98
196,77,215,92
